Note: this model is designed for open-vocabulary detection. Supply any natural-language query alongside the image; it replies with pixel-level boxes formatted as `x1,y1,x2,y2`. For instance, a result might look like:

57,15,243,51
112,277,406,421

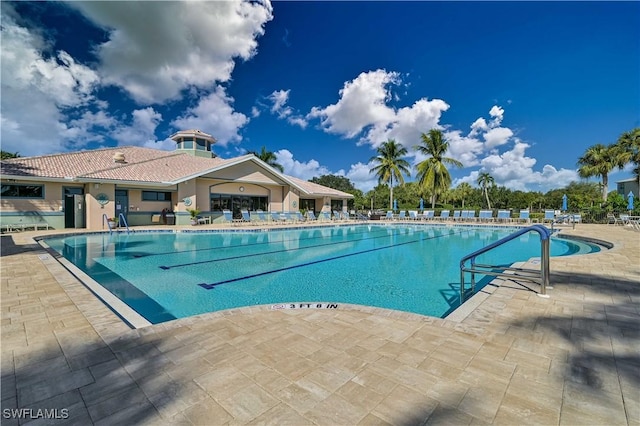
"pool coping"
33,223,609,330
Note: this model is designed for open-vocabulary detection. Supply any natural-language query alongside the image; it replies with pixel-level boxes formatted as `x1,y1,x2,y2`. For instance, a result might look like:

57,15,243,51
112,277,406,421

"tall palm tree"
577,143,629,202
369,139,411,210
477,172,495,209
249,146,284,172
617,128,640,191
456,182,473,208
415,129,463,208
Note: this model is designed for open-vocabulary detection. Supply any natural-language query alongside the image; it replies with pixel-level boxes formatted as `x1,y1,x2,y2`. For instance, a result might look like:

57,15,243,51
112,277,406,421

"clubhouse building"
0,130,353,230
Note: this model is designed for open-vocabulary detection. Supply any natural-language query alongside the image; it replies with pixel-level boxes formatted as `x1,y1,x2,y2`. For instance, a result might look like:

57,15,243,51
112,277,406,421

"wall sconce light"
239,186,245,192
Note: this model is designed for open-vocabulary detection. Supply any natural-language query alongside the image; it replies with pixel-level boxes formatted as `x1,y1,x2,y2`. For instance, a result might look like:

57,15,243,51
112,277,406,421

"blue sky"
1,1,638,193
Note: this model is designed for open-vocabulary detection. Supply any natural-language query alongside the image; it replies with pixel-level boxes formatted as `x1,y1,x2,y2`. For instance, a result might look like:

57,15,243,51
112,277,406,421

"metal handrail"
118,213,131,234
459,225,551,304
102,214,113,233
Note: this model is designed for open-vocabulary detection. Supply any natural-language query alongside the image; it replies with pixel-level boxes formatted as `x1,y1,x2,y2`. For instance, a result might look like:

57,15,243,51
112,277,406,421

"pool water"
42,224,600,323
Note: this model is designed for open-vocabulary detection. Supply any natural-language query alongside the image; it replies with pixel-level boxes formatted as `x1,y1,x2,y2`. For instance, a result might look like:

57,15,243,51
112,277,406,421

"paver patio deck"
1,223,638,425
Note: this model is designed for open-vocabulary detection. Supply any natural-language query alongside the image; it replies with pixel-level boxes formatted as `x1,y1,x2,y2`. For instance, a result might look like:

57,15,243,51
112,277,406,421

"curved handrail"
460,225,550,268
459,225,551,303
102,213,113,233
118,213,131,234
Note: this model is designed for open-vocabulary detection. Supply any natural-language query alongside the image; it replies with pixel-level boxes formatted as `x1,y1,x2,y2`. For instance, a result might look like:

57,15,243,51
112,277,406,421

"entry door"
115,190,129,224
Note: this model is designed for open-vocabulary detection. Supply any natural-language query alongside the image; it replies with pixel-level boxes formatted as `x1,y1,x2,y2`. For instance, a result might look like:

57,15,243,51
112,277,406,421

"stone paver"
1,223,638,425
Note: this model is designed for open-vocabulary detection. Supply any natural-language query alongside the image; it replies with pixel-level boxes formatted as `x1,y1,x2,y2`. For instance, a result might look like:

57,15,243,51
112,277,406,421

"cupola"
170,129,216,158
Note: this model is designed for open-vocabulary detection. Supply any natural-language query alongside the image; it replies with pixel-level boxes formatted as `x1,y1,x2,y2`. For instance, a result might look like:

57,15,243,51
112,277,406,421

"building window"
196,138,207,150
1,184,44,198
183,137,194,149
299,199,316,213
142,191,173,201
210,193,268,216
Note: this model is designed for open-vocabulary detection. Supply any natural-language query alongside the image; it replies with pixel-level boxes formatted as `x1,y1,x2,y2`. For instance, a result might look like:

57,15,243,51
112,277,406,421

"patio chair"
255,209,267,224
452,210,461,221
320,211,332,221
543,210,555,224
607,213,620,225
397,211,407,221
479,210,493,222
466,210,477,221
270,211,286,224
408,210,418,220
423,210,435,221
294,211,306,222
240,209,252,225
222,209,238,226
307,211,318,221
517,210,530,224
437,210,450,221
384,211,393,220
497,210,511,223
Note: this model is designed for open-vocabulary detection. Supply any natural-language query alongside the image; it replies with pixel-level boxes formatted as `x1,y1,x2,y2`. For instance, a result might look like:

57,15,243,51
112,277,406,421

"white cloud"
69,0,273,104
308,70,449,152
0,6,101,155
171,86,249,146
453,140,579,192
265,89,307,128
276,149,332,180
483,127,513,149
345,162,379,193
308,69,400,138
488,105,504,127
445,130,484,167
469,118,488,136
112,107,163,146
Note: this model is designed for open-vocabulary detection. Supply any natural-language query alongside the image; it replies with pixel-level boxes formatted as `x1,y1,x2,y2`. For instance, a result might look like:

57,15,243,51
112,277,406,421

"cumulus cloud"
112,107,163,146
308,70,400,138
453,140,579,192
69,0,273,104
483,127,514,149
0,5,101,155
171,86,249,146
307,69,449,152
276,149,332,180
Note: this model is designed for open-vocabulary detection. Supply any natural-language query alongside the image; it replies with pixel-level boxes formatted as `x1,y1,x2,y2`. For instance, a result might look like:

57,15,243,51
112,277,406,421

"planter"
107,221,117,228
190,219,198,226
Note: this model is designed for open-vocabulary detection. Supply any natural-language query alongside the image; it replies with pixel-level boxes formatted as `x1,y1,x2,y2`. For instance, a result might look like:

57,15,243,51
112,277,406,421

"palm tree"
1,151,20,160
415,129,463,208
617,128,640,190
249,146,284,172
477,172,495,209
456,182,473,208
577,143,629,202
369,139,411,210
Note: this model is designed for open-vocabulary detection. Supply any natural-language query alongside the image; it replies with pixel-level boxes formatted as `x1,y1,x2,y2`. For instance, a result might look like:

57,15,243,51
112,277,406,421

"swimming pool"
41,224,600,325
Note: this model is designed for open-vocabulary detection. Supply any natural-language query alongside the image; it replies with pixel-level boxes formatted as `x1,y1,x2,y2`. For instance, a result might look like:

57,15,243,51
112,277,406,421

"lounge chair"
408,210,418,220
255,209,267,224
460,210,470,221
240,209,252,224
466,210,477,221
452,210,461,221
270,211,286,224
437,210,450,221
384,211,393,220
397,211,407,221
497,210,511,223
423,210,435,221
222,209,238,226
479,210,493,222
517,210,530,224
294,211,306,222
307,211,318,221
571,214,582,224
543,210,555,224
320,211,332,221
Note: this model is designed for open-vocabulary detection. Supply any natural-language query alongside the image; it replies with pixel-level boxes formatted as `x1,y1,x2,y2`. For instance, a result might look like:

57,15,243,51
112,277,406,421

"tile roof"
1,146,353,198
287,175,354,198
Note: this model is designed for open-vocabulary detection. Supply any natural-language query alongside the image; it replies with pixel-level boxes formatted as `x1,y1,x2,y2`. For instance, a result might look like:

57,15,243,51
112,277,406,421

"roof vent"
113,152,126,163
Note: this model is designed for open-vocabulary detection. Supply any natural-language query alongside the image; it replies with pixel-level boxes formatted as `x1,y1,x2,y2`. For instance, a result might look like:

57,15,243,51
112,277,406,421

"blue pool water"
42,224,600,323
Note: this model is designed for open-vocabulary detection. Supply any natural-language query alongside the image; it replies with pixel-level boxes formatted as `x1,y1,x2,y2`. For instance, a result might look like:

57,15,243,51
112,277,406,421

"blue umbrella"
628,191,634,211
393,199,398,210
419,198,424,210
562,194,567,211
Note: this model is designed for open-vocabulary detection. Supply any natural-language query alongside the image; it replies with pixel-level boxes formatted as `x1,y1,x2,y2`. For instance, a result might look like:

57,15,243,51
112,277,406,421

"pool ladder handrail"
459,225,551,304
102,213,131,234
